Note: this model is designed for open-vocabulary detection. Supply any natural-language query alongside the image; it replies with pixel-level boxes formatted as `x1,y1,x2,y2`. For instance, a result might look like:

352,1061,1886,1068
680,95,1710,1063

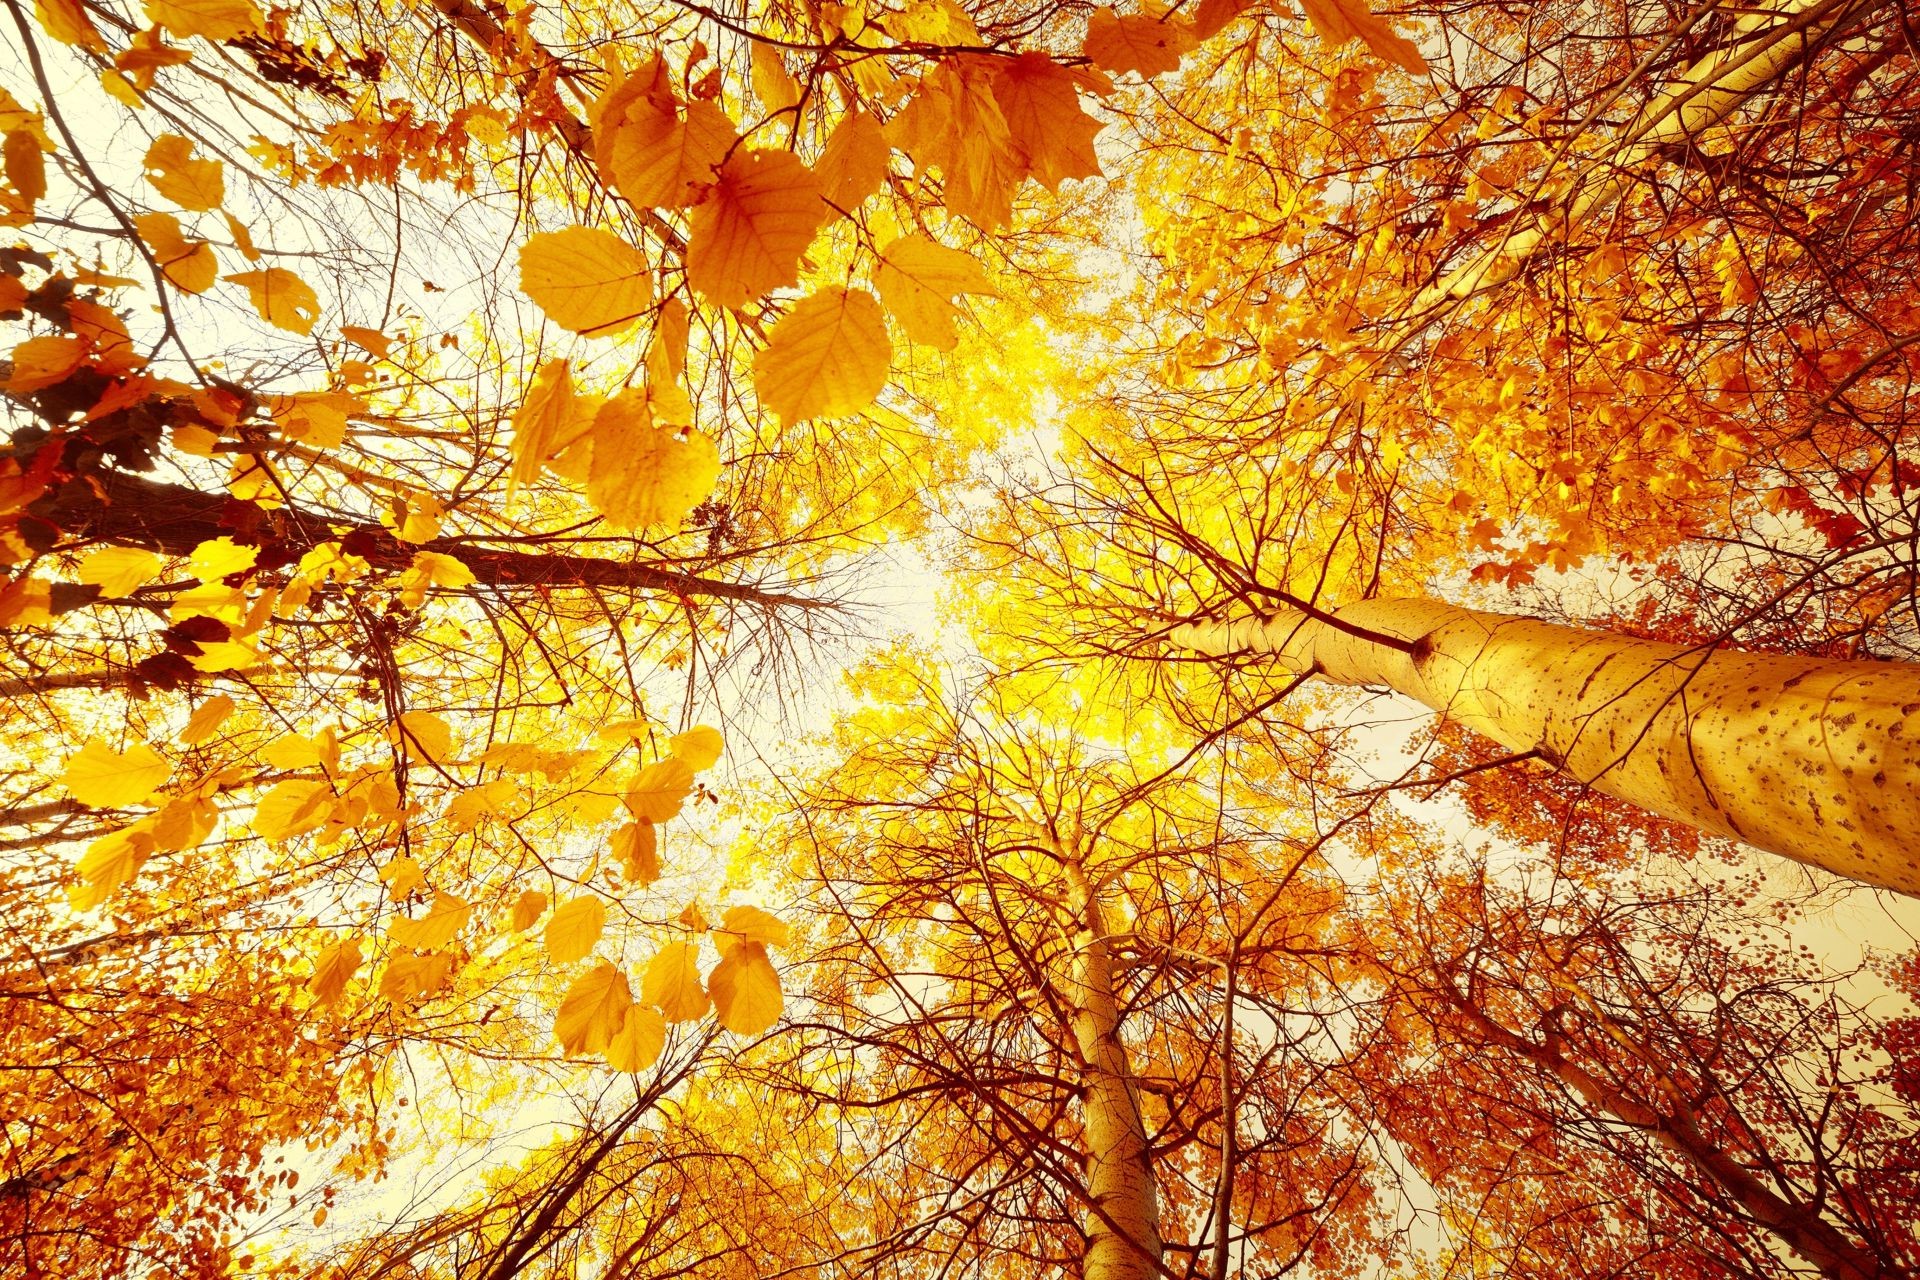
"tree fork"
1172,599,1920,894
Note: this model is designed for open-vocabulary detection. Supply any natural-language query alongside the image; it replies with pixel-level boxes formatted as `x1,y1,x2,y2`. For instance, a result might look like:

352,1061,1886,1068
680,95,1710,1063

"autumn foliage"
2,0,1919,1275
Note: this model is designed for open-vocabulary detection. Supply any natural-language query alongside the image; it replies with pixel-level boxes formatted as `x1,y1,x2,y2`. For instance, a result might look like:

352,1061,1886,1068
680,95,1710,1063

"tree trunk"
1060,855,1164,1280
1172,598,1920,894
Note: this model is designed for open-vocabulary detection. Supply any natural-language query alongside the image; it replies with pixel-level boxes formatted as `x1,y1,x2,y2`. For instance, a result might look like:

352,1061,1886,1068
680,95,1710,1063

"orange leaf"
991,56,1103,190
1297,0,1427,72
875,236,997,351
519,227,652,338
686,149,826,310
34,0,107,50
814,110,889,214
1083,7,1195,78
595,58,738,209
754,287,891,422
144,134,224,211
226,268,320,334
146,0,261,41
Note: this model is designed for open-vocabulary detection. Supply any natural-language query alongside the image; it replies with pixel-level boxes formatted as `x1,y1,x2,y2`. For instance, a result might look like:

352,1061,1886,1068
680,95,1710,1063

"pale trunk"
1173,599,1920,894
1062,859,1164,1280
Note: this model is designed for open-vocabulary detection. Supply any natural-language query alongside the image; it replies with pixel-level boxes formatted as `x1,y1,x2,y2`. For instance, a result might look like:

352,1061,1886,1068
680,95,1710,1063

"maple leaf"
60,737,170,808
144,134,225,210
1297,0,1427,73
686,149,827,309
991,56,1104,190
709,941,782,1036
545,895,607,964
33,0,107,51
876,237,997,351
754,287,892,423
889,63,1022,230
1083,8,1196,79
519,227,653,338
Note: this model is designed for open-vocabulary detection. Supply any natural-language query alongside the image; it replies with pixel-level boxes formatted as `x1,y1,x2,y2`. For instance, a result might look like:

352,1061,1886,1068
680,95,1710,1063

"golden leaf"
307,937,363,1005
378,855,426,900
379,950,455,1003
60,738,170,808
1193,0,1248,39
876,236,997,351
613,819,660,886
146,0,261,41
1297,0,1427,72
76,546,161,597
545,895,607,965
669,725,724,771
7,335,86,393
709,942,782,1036
716,905,790,956
555,961,633,1055
624,757,696,823
813,110,889,216
69,824,156,910
5,130,45,204
582,391,721,531
34,0,107,50
751,41,802,114
507,359,589,493
387,892,473,951
595,59,737,209
991,56,1104,190
226,268,320,334
641,941,710,1022
144,134,225,210
135,211,219,293
397,710,452,762
179,694,235,746
252,779,334,841
187,535,258,581
519,227,653,338
686,149,826,310
512,889,548,932
754,287,891,423
339,325,391,358
1083,7,1195,78
605,1005,666,1072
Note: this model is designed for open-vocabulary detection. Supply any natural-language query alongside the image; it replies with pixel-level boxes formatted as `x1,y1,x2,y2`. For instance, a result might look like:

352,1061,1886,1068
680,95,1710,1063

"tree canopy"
2,0,1919,1275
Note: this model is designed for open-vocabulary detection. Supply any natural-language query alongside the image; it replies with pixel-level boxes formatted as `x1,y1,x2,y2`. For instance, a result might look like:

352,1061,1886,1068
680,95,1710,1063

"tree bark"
1060,855,1164,1280
1172,598,1920,894
61,471,825,612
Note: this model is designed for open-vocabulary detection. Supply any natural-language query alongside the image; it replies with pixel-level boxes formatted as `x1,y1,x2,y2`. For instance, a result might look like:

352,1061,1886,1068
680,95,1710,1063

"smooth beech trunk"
1172,599,1920,894
1061,858,1164,1280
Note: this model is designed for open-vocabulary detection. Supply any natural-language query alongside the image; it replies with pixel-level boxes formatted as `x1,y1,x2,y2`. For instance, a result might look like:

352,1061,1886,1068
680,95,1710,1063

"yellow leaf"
512,889,547,932
641,941,710,1022
308,937,363,1005
709,942,782,1035
555,960,633,1054
187,640,258,672
252,778,334,841
678,900,709,932
378,855,425,900
146,0,260,40
387,891,473,951
754,287,891,423
187,535,257,582
1083,7,1195,78
396,550,475,608
750,41,802,113
379,950,454,1003
605,1004,666,1072
545,894,606,964
686,149,826,310
226,268,320,335
1297,0,1426,72
100,69,145,109
583,391,721,531
76,546,161,597
595,59,737,209
34,0,107,50
261,734,323,770
519,227,652,338
69,824,155,910
7,335,86,392
397,710,452,762
507,359,589,493
144,134,224,210
624,757,695,823
613,819,660,886
179,693,235,745
339,324,391,358
60,737,170,808
717,905,791,956
225,211,261,260
876,236,997,351
815,110,889,215
669,725,723,771
991,55,1104,190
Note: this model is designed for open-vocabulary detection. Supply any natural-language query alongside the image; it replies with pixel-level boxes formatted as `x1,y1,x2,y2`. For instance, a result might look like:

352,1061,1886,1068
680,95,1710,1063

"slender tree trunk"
1172,598,1920,893
1060,855,1164,1280
1443,986,1902,1280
